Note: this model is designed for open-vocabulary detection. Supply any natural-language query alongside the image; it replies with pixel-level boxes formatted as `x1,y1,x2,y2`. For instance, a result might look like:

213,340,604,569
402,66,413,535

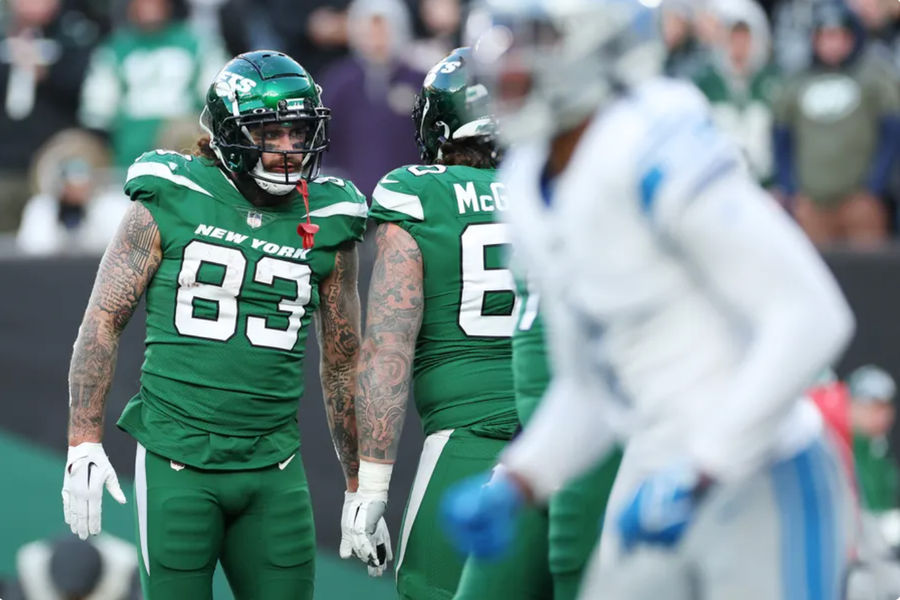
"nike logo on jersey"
278,454,296,471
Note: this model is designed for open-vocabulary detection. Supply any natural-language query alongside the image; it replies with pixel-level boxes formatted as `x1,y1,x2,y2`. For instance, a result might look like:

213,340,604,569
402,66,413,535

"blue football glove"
441,467,524,560
618,465,710,552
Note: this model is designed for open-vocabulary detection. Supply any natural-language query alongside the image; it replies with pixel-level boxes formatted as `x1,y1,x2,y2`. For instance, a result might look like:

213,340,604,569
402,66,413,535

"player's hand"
62,442,127,540
441,465,524,559
348,492,393,576
340,490,357,559
617,464,709,551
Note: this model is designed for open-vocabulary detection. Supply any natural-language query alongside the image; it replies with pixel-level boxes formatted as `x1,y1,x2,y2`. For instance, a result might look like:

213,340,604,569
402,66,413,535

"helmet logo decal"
215,72,258,97
423,58,463,88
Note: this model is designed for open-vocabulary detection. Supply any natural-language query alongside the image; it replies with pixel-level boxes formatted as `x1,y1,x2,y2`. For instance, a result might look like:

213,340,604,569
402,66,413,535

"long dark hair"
194,135,222,166
436,137,500,169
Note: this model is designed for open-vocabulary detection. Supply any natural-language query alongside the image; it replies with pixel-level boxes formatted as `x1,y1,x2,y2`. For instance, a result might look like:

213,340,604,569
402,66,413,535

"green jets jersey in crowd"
369,164,519,437
116,150,366,469
79,22,225,168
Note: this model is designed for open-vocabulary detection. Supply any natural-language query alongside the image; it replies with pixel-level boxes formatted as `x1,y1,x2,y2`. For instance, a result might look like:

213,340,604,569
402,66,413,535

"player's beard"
259,151,304,179
249,151,304,199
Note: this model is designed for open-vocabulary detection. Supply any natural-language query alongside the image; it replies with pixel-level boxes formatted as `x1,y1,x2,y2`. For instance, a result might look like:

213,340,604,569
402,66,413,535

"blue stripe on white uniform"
771,439,842,600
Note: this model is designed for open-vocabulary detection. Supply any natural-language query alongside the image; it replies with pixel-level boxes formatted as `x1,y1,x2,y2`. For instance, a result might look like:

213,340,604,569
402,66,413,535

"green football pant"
133,444,316,600
397,428,546,600
454,448,622,600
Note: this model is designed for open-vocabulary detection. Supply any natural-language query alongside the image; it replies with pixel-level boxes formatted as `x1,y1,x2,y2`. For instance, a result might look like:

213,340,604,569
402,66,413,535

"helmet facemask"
201,92,331,195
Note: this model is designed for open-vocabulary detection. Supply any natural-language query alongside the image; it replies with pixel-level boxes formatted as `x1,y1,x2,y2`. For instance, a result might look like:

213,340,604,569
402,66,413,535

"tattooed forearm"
356,224,423,463
317,244,362,485
68,202,161,445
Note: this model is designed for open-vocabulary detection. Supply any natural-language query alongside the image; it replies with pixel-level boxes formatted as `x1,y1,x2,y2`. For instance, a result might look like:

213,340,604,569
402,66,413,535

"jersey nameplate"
454,181,508,215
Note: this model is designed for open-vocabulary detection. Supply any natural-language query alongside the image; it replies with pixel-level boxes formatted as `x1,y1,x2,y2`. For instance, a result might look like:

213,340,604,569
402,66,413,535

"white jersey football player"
442,1,856,598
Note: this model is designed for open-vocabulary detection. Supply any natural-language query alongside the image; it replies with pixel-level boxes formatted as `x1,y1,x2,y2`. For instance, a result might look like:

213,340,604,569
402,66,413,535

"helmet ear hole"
435,121,450,145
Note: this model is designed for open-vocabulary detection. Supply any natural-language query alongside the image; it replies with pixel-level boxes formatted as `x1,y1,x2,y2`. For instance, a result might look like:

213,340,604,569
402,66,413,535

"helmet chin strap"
250,160,300,195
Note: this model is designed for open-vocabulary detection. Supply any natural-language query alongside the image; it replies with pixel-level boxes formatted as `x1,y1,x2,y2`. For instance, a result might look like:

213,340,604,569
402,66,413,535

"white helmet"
466,0,665,143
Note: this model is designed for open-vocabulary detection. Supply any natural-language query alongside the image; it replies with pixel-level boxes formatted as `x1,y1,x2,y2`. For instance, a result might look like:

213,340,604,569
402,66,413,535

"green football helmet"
200,50,330,195
412,47,498,164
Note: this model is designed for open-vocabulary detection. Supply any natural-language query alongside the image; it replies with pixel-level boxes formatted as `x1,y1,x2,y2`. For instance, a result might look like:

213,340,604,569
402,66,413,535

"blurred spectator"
15,534,138,600
846,364,900,600
849,364,900,514
849,0,900,70
772,2,900,247
225,0,352,78
695,0,778,184
661,0,710,81
0,0,99,231
771,0,834,74
407,0,463,72
16,130,128,256
79,0,225,170
319,0,424,196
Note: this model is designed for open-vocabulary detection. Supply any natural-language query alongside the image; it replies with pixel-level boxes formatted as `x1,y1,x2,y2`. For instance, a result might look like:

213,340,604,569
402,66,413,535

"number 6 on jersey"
459,223,519,338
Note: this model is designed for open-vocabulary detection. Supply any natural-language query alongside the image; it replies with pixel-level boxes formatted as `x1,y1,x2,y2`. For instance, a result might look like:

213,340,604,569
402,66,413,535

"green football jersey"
512,279,550,426
116,150,367,469
369,164,519,437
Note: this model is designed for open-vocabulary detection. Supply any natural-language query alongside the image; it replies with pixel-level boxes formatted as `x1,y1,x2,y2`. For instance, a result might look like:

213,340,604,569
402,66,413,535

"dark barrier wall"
2,248,900,552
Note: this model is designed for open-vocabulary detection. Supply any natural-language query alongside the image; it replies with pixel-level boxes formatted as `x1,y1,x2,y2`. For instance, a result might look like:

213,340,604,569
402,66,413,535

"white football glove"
62,443,126,540
349,461,394,576
350,495,393,576
340,490,357,559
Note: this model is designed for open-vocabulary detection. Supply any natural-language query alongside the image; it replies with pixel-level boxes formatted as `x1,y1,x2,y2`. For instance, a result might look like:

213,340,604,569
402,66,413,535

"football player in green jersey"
62,50,386,600
346,47,547,599
462,277,622,600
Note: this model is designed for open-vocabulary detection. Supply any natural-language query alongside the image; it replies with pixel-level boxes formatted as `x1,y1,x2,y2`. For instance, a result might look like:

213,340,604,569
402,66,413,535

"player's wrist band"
359,460,394,500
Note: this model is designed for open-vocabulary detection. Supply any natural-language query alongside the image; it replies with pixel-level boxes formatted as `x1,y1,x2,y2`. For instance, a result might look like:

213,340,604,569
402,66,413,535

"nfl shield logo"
246,211,263,229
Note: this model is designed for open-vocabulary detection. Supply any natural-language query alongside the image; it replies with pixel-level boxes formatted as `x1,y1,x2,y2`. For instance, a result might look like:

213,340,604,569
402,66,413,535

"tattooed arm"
315,243,362,490
68,201,161,445
356,223,423,464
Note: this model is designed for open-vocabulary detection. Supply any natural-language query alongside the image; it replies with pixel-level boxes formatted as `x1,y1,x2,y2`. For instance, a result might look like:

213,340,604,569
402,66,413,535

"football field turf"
0,430,395,599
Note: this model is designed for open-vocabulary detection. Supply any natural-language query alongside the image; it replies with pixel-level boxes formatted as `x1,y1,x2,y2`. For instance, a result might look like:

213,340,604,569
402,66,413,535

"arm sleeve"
501,369,617,502
771,79,798,196
773,124,797,197
306,177,369,245
664,170,855,481
369,168,425,232
865,115,900,196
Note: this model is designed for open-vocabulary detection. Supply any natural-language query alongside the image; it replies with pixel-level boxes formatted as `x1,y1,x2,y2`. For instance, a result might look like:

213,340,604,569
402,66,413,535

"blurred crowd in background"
6,0,900,253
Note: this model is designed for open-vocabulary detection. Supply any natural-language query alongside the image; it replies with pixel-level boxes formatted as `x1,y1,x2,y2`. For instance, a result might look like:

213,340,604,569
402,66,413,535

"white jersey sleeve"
640,118,855,482
501,295,619,501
